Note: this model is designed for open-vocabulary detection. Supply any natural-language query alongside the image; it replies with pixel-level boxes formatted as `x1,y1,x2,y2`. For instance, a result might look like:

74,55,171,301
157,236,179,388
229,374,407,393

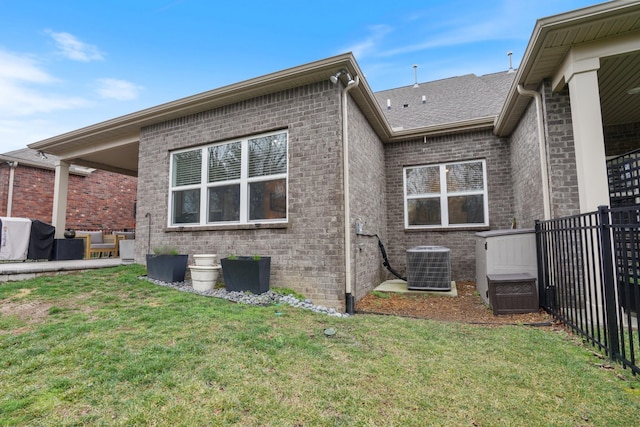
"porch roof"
495,1,640,136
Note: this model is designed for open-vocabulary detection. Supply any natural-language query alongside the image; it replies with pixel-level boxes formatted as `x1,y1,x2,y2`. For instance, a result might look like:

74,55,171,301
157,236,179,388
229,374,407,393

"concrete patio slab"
0,258,125,282
374,279,458,297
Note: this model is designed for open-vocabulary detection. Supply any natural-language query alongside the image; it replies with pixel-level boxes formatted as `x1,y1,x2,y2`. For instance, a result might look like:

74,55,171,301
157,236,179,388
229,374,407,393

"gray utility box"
487,273,538,315
475,229,538,306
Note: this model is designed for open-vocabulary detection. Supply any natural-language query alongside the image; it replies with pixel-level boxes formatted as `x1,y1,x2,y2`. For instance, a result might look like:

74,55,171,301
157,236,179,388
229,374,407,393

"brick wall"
509,93,545,227
0,163,137,230
347,93,388,301
542,81,580,217
604,122,640,156
384,129,513,282
137,81,354,309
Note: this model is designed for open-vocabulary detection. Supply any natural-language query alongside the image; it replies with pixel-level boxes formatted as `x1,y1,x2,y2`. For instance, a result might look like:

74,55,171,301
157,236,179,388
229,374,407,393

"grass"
0,265,639,426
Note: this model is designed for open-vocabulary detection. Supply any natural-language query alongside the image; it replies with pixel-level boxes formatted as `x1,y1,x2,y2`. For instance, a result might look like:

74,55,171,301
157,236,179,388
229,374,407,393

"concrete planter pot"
221,256,271,294
146,254,188,283
193,254,217,266
189,264,221,292
119,240,135,264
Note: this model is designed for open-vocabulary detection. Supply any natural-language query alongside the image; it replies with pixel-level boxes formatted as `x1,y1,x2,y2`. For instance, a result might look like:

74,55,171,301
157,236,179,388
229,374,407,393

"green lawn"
0,265,639,426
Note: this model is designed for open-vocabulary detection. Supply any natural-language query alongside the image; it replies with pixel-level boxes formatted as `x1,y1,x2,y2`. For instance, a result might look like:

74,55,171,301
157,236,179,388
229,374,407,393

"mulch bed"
355,280,554,325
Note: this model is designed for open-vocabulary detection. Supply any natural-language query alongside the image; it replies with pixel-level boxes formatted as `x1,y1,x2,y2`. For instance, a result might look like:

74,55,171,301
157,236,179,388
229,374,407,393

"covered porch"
495,1,640,216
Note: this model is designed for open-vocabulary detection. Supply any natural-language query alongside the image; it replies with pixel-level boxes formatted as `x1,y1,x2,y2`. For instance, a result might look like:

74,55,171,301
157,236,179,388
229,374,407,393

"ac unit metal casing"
406,246,451,291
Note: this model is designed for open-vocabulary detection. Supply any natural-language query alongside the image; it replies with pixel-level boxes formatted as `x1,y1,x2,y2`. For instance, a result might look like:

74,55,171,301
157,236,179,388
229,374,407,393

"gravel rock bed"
141,276,350,318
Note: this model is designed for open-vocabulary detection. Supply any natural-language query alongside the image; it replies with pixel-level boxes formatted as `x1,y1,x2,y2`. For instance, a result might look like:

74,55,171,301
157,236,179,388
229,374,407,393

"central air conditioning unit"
406,246,451,291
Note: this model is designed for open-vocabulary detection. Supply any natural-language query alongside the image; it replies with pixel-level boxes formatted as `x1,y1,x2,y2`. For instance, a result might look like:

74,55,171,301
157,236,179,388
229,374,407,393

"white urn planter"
193,254,217,266
189,264,221,292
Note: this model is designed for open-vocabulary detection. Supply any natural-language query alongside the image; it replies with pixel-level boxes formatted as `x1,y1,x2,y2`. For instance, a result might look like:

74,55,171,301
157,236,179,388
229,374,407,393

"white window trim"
168,130,288,227
403,159,489,229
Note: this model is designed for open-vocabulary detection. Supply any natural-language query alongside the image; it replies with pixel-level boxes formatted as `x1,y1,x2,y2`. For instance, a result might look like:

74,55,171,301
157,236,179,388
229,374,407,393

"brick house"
0,148,137,231
28,2,640,311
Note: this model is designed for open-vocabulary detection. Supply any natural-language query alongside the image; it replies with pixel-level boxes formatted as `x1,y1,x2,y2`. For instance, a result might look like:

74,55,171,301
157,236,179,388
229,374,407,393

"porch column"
565,59,609,212
52,160,70,238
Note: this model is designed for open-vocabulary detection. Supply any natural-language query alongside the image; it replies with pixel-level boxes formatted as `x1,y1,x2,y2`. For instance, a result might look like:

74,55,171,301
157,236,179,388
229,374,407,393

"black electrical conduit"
358,233,407,281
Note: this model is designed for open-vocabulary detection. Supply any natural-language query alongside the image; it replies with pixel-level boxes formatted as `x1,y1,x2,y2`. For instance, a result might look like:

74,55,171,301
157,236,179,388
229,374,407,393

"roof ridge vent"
413,64,419,88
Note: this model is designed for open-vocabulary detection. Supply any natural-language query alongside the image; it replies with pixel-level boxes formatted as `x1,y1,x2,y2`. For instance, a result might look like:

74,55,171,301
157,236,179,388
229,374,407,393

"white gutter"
6,161,18,217
342,75,360,314
517,85,551,220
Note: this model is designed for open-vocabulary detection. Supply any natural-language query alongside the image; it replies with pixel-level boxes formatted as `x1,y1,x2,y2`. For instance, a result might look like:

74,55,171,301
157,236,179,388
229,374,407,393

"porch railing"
536,205,640,375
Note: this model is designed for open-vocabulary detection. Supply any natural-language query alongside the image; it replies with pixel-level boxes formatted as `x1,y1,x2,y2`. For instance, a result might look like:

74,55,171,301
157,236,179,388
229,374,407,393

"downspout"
342,75,360,314
6,161,18,217
517,85,551,220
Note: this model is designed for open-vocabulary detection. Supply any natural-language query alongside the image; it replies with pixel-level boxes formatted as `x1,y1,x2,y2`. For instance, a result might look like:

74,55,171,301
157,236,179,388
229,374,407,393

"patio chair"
76,231,119,259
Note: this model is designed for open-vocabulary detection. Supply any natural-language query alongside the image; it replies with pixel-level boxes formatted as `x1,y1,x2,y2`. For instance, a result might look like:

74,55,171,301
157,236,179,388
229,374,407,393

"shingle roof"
374,71,516,130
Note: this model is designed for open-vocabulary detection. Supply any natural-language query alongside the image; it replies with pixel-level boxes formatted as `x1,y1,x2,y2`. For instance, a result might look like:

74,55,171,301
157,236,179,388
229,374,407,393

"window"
404,159,488,229
169,131,287,226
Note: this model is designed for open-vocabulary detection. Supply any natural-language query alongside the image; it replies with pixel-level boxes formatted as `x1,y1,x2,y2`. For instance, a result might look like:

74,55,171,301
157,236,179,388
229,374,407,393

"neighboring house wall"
0,167,8,215
509,92,545,228
136,81,353,309
542,81,580,218
347,94,388,301
0,163,137,230
604,122,640,156
384,129,513,282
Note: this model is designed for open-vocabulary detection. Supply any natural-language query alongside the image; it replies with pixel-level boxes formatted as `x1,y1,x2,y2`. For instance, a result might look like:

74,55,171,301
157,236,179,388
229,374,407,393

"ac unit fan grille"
406,246,451,291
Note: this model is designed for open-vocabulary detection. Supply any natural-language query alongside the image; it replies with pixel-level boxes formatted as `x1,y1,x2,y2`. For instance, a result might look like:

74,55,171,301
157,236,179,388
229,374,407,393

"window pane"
248,133,287,177
172,189,200,224
173,150,202,187
249,179,286,220
406,166,439,195
446,161,484,193
448,195,485,224
208,142,241,183
408,198,441,226
208,185,240,222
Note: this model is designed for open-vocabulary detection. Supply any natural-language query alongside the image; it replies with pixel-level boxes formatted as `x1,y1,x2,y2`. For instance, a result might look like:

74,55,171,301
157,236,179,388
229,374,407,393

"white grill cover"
0,217,32,261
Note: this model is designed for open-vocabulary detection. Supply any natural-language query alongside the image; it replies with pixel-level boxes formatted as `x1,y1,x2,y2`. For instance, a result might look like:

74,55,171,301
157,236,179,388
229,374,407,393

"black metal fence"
536,205,640,375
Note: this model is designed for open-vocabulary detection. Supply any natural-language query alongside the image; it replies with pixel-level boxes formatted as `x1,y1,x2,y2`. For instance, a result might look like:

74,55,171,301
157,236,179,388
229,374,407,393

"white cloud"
0,50,56,84
0,49,89,117
47,30,104,62
95,78,143,100
340,24,393,59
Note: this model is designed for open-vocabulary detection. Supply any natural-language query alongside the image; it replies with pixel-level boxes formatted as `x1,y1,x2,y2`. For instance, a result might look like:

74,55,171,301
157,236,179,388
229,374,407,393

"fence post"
598,205,620,360
535,220,546,308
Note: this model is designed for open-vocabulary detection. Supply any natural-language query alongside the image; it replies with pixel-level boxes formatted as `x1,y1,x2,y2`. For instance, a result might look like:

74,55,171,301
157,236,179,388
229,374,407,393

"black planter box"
146,254,188,283
50,238,84,260
221,257,271,294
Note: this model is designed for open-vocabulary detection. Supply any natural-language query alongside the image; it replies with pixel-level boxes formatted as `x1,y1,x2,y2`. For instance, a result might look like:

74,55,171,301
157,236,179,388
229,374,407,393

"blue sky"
1,0,603,153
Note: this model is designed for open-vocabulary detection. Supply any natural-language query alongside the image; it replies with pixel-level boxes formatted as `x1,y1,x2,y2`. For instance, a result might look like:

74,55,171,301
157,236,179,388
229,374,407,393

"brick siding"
347,94,388,301
137,81,353,309
604,122,640,156
541,81,580,218
509,93,545,227
384,129,513,282
0,163,137,231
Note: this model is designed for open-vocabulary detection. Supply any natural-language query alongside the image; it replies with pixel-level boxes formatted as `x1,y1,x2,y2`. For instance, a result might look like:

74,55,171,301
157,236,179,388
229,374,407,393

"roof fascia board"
495,1,640,136
54,134,140,160
387,117,495,142
0,155,92,176
28,53,362,151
